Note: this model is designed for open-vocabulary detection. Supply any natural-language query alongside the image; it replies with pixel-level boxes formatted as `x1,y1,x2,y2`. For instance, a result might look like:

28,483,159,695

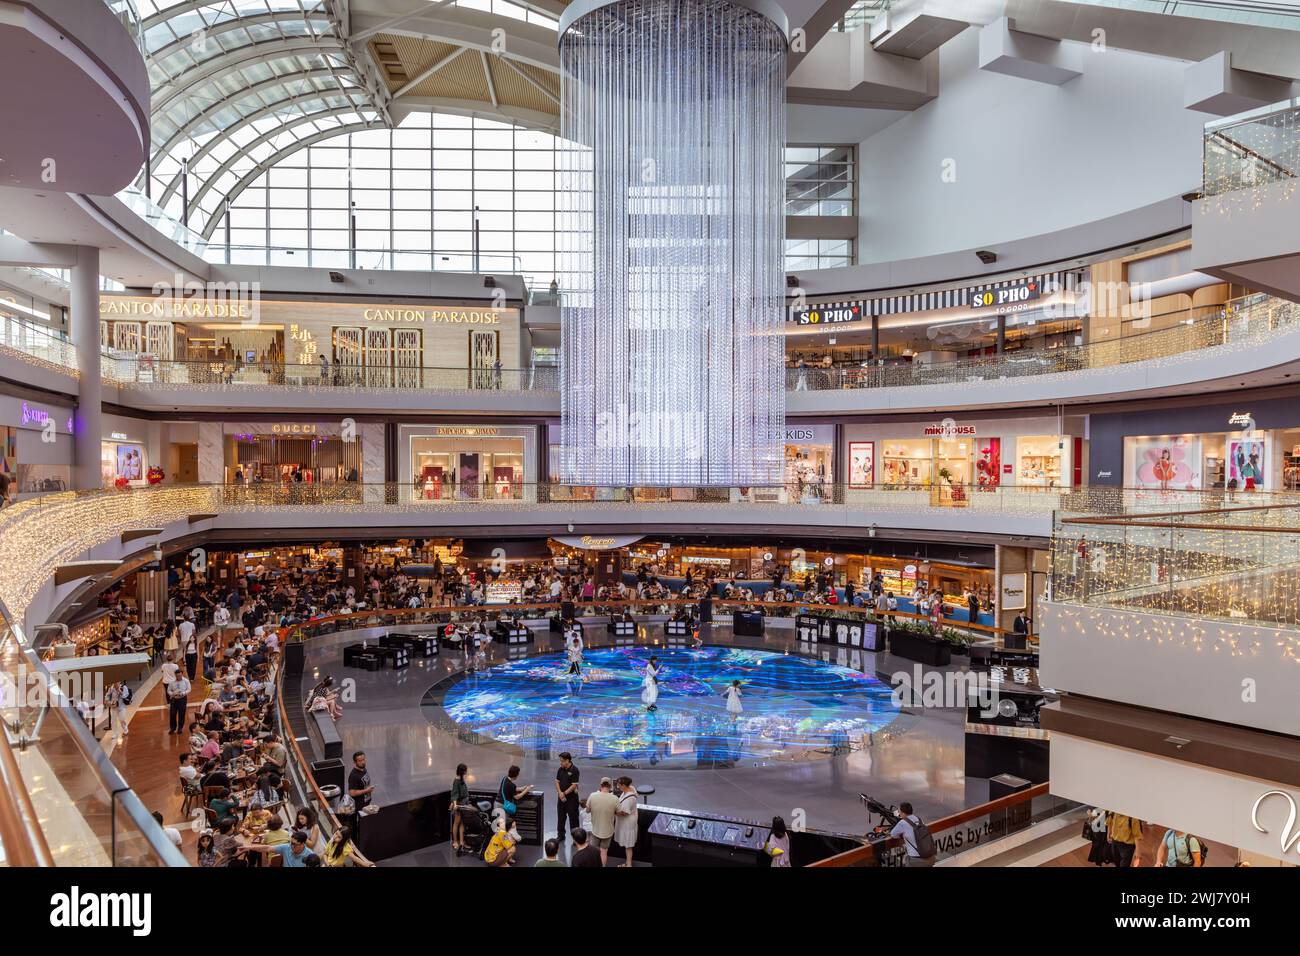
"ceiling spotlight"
328,271,345,283
975,250,997,265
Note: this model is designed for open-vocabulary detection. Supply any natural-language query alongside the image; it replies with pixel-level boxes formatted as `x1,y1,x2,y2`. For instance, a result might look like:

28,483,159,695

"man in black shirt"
555,752,580,842
570,827,602,868
348,751,374,813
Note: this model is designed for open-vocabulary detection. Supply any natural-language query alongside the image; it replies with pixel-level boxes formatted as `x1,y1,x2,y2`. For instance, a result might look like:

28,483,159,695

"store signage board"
435,426,501,437
789,301,865,326
969,280,1041,312
785,426,834,444
99,295,511,325
924,422,977,437
553,534,644,551
1001,572,1028,610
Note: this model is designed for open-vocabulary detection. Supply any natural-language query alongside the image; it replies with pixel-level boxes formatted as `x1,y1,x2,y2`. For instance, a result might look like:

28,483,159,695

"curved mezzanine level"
4,293,1300,418
3,479,1299,866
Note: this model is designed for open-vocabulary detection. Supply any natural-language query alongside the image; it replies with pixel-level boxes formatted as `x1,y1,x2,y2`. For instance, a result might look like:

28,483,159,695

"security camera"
483,275,497,288
975,250,997,265
786,275,800,289
328,271,345,283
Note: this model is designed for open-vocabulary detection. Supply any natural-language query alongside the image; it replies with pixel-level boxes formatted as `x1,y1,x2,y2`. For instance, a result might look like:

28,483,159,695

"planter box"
888,628,952,666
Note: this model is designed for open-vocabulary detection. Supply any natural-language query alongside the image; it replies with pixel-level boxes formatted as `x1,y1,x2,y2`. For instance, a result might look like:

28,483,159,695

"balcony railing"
0,315,77,375
1204,98,1300,199
104,358,560,392
787,295,1300,391
5,294,1296,399
1051,500,1300,630
0,594,187,867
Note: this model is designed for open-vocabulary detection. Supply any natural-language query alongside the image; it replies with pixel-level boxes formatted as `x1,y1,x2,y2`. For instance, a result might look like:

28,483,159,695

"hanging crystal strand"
559,0,787,487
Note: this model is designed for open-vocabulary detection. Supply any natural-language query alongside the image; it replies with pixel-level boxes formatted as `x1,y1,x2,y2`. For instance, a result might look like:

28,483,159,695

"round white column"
70,245,102,490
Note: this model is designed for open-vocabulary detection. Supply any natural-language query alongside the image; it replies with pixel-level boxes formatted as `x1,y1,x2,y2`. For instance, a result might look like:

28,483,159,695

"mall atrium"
0,0,1297,905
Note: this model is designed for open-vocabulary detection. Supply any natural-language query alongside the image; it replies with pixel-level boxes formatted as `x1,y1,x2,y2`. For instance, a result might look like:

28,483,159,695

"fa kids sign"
50,887,152,936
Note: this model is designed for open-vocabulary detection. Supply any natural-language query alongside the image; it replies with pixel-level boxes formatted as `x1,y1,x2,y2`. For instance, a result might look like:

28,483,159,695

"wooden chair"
180,779,204,816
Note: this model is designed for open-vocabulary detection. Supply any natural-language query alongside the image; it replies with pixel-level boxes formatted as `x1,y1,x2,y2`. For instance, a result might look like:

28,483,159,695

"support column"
870,314,880,359
70,246,101,490
996,315,1006,354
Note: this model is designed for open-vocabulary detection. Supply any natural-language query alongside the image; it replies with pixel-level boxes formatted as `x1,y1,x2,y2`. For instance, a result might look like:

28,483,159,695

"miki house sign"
790,302,865,326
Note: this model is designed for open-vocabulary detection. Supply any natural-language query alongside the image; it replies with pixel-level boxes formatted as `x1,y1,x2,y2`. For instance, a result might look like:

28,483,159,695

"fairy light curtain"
557,0,788,485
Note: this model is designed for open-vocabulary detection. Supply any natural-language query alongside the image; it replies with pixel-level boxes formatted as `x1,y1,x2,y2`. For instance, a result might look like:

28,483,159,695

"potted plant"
940,627,972,656
887,618,952,666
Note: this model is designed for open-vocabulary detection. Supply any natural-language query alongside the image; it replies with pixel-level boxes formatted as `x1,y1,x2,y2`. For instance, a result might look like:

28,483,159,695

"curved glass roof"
138,0,386,233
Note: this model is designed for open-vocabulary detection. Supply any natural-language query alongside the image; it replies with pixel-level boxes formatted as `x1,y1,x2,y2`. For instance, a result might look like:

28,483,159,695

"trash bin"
310,758,345,795
989,773,1031,800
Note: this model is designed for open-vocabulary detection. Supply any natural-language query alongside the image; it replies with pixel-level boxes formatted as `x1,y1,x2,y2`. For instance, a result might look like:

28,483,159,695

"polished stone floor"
303,619,983,842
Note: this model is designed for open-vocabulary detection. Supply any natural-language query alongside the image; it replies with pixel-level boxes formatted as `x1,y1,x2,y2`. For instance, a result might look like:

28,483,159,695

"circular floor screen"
439,646,901,768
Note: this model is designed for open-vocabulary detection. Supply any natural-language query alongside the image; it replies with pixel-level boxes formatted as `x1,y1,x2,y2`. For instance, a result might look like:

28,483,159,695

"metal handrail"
0,725,54,867
0,587,189,867
807,782,1054,867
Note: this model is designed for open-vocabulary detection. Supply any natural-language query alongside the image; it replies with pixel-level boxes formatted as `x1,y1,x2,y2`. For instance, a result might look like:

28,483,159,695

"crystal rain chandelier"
557,0,789,486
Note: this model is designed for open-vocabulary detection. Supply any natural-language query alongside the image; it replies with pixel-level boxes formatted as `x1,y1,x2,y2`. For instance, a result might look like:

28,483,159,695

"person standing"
347,751,375,840
614,776,639,867
565,627,584,677
570,827,602,868
106,680,129,738
641,656,659,712
166,670,191,735
535,838,566,867
890,801,937,868
1106,812,1143,868
1156,829,1203,868
450,763,471,854
177,615,197,680
763,816,791,868
555,752,581,842
583,777,619,866
723,679,743,717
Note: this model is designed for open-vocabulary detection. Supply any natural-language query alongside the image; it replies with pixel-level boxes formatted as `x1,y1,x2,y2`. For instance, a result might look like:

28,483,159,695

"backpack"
907,816,937,859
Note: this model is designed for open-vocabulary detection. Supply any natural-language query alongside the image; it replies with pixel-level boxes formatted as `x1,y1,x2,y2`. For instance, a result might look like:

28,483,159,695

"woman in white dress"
565,628,584,676
641,656,660,711
614,776,639,867
723,680,743,716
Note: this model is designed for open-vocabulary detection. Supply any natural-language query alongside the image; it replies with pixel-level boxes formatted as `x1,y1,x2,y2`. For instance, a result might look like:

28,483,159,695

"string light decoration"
1051,502,1300,645
556,0,788,485
1200,101,1300,216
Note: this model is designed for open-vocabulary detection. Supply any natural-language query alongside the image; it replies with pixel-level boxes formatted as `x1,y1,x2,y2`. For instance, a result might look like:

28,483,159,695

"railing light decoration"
557,0,789,485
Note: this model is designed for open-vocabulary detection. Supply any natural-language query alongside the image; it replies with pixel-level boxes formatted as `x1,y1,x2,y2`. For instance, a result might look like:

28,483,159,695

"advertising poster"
116,444,144,480
1132,436,1201,491
848,441,874,487
1228,439,1265,490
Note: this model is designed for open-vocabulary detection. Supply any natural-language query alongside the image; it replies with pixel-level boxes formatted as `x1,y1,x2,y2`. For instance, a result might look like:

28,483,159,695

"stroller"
455,800,495,858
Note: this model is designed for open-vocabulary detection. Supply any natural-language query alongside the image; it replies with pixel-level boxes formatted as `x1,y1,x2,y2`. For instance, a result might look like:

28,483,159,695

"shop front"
223,422,361,484
0,396,73,495
399,424,537,499
844,416,1085,490
99,294,523,383
1090,398,1300,491
102,426,150,488
784,424,835,499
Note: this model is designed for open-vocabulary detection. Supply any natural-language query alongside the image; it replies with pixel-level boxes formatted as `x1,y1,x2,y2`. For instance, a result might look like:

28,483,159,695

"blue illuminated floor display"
438,646,902,767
